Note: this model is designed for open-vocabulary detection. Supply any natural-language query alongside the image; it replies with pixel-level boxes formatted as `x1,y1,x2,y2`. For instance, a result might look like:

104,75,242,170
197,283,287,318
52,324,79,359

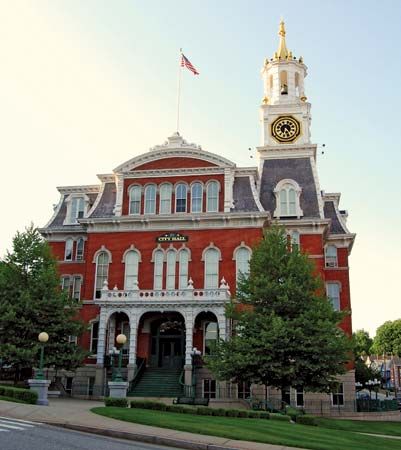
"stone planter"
108,381,128,398
28,379,51,406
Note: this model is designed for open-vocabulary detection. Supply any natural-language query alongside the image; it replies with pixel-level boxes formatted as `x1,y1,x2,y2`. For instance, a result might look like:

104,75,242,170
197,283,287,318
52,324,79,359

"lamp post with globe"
113,334,127,382
28,332,51,405
35,332,49,380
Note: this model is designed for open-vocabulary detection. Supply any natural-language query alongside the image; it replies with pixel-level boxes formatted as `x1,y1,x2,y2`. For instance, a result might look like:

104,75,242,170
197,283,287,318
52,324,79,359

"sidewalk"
0,397,304,450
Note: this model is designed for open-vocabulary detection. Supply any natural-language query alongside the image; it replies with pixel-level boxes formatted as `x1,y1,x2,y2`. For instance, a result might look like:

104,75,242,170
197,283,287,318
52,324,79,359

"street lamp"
35,332,49,380
190,347,202,398
113,334,127,382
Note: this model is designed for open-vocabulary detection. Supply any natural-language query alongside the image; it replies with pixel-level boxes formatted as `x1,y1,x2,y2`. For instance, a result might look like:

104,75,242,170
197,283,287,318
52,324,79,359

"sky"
0,0,400,336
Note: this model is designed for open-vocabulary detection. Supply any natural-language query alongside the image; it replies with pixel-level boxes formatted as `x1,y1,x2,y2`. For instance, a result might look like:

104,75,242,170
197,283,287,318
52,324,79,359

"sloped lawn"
91,407,401,450
316,417,401,437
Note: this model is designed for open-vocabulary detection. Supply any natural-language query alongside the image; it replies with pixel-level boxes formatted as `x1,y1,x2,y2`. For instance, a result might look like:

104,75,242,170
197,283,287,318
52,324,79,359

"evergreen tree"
207,225,351,396
0,225,88,380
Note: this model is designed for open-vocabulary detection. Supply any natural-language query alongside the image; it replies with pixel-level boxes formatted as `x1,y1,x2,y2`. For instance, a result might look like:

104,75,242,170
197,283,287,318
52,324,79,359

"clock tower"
260,20,312,148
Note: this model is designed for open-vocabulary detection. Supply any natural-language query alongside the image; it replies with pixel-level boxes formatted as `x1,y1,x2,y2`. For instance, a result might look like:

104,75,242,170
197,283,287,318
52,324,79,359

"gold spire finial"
275,19,290,60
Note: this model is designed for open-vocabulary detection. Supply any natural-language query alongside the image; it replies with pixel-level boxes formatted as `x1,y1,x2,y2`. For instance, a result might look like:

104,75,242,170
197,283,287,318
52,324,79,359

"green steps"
129,368,183,397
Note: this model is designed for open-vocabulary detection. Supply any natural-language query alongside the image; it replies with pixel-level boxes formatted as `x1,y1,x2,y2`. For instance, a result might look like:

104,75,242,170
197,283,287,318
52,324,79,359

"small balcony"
95,278,231,306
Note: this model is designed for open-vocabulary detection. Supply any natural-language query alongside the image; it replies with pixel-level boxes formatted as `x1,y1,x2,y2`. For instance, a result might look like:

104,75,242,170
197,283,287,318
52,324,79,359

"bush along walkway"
91,400,401,450
0,385,37,404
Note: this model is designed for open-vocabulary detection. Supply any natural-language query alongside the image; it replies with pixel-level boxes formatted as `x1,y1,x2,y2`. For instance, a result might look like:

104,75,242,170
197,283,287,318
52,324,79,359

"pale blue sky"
0,1,400,335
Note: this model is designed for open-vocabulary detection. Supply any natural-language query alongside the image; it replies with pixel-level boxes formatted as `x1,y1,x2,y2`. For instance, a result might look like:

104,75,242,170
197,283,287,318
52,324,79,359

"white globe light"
38,332,49,343
116,334,127,345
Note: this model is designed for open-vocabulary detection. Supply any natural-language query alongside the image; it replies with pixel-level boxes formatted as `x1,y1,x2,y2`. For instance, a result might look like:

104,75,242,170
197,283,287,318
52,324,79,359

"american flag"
181,54,199,75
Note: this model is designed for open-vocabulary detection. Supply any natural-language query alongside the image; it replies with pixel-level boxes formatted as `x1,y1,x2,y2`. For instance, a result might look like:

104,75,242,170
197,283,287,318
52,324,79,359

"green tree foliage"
352,329,373,357
371,320,401,356
0,225,88,379
207,226,351,394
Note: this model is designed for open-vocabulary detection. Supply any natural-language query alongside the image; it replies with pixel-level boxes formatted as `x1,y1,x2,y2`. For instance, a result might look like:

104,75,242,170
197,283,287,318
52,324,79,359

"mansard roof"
114,132,236,173
231,173,263,213
259,158,322,218
323,193,350,235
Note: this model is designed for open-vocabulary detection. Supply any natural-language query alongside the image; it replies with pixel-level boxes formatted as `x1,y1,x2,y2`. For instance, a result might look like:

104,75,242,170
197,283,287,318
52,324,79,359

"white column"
96,308,108,365
217,311,227,342
128,311,139,366
107,315,116,354
184,310,194,365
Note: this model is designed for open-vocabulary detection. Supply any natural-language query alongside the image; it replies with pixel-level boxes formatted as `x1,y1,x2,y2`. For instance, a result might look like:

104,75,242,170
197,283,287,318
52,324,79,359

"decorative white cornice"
57,185,100,194
97,174,116,183
114,133,236,173
256,144,317,161
248,175,265,212
122,167,226,179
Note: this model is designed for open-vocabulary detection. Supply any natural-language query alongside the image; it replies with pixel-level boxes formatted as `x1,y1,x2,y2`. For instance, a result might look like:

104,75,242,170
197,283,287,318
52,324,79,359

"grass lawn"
91,407,401,450
316,417,401,437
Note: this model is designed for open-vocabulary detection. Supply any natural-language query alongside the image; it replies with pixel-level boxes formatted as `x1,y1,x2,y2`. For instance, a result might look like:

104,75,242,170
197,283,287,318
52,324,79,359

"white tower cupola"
260,20,312,148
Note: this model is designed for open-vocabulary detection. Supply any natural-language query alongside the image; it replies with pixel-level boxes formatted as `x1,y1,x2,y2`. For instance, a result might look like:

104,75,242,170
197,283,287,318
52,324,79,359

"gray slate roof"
231,176,260,212
47,195,68,228
259,158,320,218
90,183,116,218
323,201,346,234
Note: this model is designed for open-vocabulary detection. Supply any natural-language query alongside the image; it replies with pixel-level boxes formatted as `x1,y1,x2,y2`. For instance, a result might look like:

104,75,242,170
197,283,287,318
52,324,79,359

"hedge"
104,397,128,408
296,415,317,426
0,385,37,404
129,400,270,419
270,413,291,422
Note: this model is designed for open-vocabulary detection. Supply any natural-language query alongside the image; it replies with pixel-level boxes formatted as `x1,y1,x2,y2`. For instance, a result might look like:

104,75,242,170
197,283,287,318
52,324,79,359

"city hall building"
40,22,356,410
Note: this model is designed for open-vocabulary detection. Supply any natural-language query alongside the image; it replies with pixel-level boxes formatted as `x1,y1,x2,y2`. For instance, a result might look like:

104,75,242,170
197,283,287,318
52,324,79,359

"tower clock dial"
271,116,301,143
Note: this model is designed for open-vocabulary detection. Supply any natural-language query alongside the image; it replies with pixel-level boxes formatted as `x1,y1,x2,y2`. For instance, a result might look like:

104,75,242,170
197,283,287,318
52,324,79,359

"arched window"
159,183,172,214
325,245,338,267
144,185,156,214
166,250,176,289
175,183,187,213
76,238,85,261
280,70,288,95
204,248,219,289
274,180,303,218
129,185,141,215
235,247,251,285
95,251,109,299
124,250,139,289
191,183,203,213
178,249,189,289
153,249,164,290
326,282,340,311
64,238,74,261
204,322,218,355
206,181,219,212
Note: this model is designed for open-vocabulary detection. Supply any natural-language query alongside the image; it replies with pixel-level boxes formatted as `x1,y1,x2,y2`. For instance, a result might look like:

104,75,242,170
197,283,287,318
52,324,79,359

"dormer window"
273,179,303,218
64,194,89,225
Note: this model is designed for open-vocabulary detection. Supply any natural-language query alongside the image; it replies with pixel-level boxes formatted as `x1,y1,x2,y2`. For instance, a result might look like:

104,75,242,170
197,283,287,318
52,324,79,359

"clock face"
271,116,301,143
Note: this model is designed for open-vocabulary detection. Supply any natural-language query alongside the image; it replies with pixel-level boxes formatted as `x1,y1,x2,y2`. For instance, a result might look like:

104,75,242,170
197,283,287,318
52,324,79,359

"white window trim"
63,193,90,225
325,245,338,268
166,247,177,290
93,247,111,298
326,281,341,311
331,383,345,407
72,275,83,300
175,183,188,213
144,184,157,215
206,180,220,213
75,238,85,261
128,184,142,215
190,181,204,213
273,179,303,218
123,247,141,289
159,183,173,215
89,320,99,356
64,238,74,261
202,244,221,289
232,242,252,285
178,246,191,289
152,246,165,290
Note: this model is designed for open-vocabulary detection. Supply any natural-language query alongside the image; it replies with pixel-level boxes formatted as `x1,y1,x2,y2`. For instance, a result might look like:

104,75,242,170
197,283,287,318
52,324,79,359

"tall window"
159,183,172,214
191,183,203,213
203,379,216,399
325,245,338,267
326,282,340,311
61,276,71,292
153,249,164,290
124,250,139,289
76,238,85,261
65,239,74,261
175,183,187,213
235,247,251,285
166,250,176,289
71,197,85,223
274,180,302,218
204,248,219,289
95,251,109,299
178,249,189,289
72,276,82,300
332,383,344,406
296,387,304,407
238,381,251,399
204,322,218,355
144,185,156,214
206,181,219,212
90,322,99,354
129,185,141,215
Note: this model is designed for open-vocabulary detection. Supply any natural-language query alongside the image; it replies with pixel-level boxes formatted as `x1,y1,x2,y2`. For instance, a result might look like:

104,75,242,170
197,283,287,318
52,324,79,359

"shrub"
212,408,227,416
285,406,304,421
196,406,213,416
248,411,262,419
296,415,317,426
270,413,291,422
105,397,128,407
0,386,37,405
225,409,239,417
237,410,248,418
166,405,185,413
259,412,270,419
183,407,197,414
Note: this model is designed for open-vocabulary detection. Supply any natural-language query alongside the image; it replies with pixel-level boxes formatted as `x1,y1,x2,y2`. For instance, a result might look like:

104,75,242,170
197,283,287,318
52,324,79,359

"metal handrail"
129,357,146,392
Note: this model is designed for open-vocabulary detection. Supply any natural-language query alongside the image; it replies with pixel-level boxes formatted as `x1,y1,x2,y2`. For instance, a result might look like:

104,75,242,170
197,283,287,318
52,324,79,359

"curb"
46,421,240,450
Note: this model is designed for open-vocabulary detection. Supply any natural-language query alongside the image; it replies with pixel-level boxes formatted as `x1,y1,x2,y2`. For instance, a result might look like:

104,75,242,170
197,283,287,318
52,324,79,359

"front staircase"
129,367,183,397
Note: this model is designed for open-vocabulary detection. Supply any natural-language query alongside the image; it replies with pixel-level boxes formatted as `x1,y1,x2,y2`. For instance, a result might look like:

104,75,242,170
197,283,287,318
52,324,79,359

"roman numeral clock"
271,116,301,143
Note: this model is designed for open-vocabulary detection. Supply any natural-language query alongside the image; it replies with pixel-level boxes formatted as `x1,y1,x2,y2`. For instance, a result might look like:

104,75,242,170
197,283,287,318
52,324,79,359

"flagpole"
176,48,183,133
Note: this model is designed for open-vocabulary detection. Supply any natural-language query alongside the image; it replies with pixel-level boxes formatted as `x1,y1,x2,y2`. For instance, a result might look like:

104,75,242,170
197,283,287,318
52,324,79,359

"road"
0,416,184,450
